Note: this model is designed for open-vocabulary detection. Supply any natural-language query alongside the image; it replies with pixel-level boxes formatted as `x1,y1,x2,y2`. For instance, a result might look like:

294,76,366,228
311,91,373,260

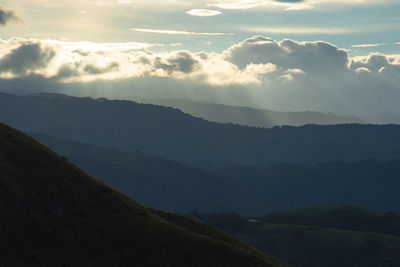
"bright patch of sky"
0,0,399,56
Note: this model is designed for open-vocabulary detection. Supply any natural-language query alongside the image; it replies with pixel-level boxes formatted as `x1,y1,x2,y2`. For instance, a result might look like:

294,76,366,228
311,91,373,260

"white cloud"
131,28,227,36
208,0,395,11
241,26,356,34
223,36,349,74
186,9,222,16
209,1,266,10
351,43,385,48
0,37,276,86
208,0,311,10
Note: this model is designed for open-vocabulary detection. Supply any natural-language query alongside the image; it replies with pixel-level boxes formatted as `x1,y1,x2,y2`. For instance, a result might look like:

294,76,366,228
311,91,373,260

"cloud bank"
0,36,399,123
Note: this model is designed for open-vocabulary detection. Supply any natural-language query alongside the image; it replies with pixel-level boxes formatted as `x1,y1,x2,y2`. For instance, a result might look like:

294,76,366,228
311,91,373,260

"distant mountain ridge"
1,92,399,164
0,122,288,266
134,97,364,127
31,132,400,216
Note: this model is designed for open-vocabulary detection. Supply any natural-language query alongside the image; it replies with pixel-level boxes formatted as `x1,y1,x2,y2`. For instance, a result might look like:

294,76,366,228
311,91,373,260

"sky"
0,0,400,122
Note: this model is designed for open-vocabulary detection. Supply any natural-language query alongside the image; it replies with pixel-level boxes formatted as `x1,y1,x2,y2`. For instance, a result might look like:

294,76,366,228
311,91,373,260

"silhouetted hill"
136,97,364,127
0,122,288,266
30,133,400,215
190,206,400,267
1,92,400,164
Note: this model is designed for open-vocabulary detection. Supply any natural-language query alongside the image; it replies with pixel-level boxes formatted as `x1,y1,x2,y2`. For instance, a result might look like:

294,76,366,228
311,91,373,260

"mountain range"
30,132,400,216
1,92,400,164
135,97,364,127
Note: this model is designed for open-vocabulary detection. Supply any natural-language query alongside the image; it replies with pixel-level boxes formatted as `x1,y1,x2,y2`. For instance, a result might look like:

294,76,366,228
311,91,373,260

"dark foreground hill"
1,92,400,164
0,123,288,267
136,97,364,127
190,206,400,267
30,133,400,215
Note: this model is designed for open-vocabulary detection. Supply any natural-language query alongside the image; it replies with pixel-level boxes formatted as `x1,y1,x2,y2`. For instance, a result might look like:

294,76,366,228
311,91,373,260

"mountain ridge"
134,97,364,127
1,92,400,164
29,132,400,216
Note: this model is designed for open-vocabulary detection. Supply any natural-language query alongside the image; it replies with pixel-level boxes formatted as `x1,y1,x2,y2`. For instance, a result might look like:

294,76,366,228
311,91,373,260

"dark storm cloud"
0,42,56,75
84,62,120,75
0,7,19,26
154,52,199,74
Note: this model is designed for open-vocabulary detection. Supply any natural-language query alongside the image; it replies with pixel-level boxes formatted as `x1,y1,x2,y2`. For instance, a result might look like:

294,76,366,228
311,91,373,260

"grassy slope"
0,123,289,267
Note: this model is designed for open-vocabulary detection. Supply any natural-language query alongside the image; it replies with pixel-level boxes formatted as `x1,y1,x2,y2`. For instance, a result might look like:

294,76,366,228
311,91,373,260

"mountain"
1,92,400,164
0,122,289,266
203,161,400,215
29,132,233,213
190,206,400,267
30,133,400,215
135,97,364,127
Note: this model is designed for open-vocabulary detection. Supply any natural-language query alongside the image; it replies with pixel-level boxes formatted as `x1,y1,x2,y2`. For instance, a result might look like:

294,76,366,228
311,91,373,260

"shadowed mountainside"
0,122,289,267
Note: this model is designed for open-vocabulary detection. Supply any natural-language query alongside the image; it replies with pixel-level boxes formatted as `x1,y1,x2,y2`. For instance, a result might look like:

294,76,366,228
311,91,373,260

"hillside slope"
0,122,288,267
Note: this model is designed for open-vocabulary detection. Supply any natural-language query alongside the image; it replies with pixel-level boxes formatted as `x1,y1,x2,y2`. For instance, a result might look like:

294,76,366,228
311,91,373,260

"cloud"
223,35,349,75
351,43,385,48
154,52,200,74
131,28,227,36
186,9,222,16
0,37,273,86
0,7,19,25
0,36,400,123
209,1,266,10
241,26,355,34
0,39,56,76
208,0,392,11
349,53,400,73
220,36,400,122
83,62,120,75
